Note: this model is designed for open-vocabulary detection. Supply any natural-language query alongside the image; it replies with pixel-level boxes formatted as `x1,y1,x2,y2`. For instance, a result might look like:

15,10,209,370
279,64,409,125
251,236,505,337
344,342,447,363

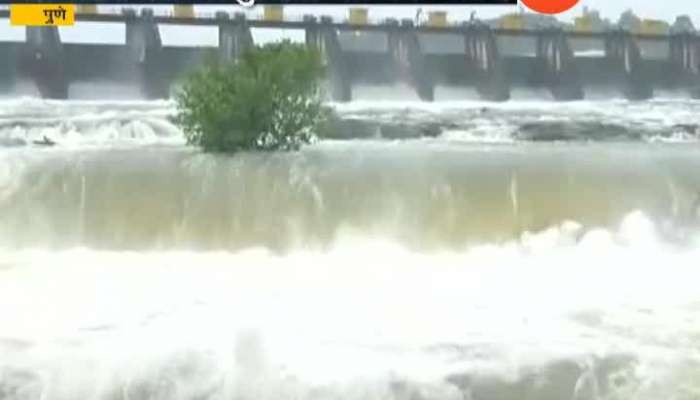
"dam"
1,6,700,101
2,5,700,398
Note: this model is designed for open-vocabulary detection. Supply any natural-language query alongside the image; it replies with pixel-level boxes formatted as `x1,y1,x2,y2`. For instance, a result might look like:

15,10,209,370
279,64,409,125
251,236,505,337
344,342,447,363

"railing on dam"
1,7,699,101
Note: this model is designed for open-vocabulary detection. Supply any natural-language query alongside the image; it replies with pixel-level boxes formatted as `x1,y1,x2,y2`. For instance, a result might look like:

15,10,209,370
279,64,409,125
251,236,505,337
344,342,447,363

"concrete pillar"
670,34,700,98
125,8,169,99
605,31,652,100
316,15,351,102
304,15,319,48
22,26,68,98
465,25,509,101
217,11,254,63
305,14,349,99
534,30,583,100
387,18,434,101
125,8,161,64
385,18,402,81
0,43,18,92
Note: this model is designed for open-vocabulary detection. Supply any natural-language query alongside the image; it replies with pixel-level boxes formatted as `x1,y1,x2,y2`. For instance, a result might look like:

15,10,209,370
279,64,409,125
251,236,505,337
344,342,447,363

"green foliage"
175,41,326,153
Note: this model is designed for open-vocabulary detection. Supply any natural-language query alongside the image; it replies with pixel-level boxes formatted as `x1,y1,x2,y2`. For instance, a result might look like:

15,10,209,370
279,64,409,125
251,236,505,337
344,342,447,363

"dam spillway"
1,8,700,101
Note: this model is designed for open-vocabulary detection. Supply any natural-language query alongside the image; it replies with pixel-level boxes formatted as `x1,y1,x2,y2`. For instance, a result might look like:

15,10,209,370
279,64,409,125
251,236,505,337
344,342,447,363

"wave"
2,98,700,148
3,141,700,251
1,98,700,252
328,99,700,143
0,212,699,399
0,98,182,148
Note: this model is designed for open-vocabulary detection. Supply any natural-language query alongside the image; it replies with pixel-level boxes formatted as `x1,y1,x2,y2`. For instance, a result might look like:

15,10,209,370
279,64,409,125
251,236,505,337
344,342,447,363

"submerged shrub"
175,41,326,153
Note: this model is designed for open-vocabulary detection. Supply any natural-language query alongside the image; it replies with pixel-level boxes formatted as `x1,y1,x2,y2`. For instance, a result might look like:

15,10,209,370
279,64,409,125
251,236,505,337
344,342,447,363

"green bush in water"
175,41,326,152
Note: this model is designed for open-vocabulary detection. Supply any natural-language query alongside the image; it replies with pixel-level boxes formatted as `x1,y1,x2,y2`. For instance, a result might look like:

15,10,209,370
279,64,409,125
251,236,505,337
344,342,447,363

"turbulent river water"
1,97,700,400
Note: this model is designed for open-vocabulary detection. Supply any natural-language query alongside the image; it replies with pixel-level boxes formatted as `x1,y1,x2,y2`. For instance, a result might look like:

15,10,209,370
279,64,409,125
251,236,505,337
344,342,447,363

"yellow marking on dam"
76,4,97,15
173,5,194,19
427,11,448,28
263,5,283,22
348,8,368,26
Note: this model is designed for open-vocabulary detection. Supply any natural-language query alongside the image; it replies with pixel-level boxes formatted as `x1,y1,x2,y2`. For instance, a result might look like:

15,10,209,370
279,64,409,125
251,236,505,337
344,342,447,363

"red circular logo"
520,0,580,14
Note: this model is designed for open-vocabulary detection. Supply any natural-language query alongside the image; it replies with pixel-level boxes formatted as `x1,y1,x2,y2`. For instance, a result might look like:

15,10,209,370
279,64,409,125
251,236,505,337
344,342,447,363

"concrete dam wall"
2,9,700,101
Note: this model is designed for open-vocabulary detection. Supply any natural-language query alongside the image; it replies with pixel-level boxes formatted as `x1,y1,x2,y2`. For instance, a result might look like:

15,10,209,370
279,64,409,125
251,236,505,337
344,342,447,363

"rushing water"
1,97,700,400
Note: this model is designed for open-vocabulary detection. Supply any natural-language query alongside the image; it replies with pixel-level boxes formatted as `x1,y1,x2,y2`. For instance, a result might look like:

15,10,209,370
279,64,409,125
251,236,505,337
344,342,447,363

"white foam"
1,97,700,151
0,213,698,398
0,98,184,148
